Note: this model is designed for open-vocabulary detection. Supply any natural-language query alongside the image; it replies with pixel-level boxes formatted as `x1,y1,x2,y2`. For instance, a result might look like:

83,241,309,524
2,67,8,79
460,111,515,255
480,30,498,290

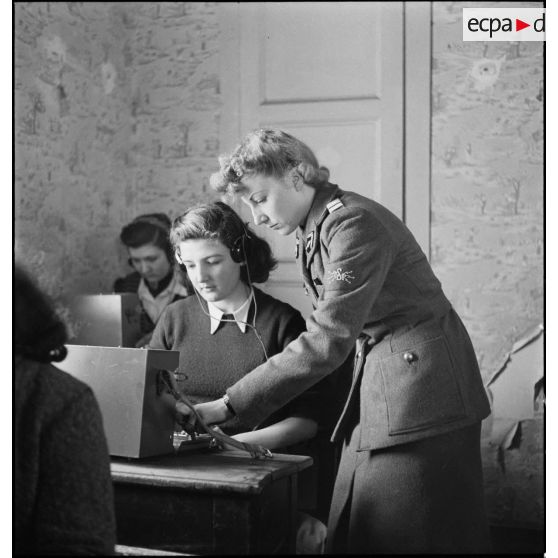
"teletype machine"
57,344,180,458
57,294,178,458
59,294,272,459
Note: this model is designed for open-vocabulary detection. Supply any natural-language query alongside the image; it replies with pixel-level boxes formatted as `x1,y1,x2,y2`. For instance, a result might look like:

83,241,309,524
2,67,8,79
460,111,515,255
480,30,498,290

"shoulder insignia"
326,199,344,214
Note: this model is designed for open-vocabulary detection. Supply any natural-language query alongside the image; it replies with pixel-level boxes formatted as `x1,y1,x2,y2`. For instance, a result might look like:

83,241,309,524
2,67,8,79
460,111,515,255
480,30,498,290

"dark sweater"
149,287,319,433
151,288,342,519
14,357,116,555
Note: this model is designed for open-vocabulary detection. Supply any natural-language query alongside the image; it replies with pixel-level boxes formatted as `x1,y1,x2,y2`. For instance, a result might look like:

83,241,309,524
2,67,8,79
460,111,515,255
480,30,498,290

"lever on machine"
157,370,273,459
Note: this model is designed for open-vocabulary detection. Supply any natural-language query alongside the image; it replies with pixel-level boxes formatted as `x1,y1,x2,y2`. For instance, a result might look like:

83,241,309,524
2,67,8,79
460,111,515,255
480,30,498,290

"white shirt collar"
137,272,189,323
208,291,253,334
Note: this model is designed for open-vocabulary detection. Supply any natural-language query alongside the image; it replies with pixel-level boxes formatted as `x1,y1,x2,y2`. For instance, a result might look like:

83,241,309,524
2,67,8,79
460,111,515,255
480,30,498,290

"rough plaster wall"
431,1,543,380
431,2,544,529
14,2,221,296
15,2,133,296
123,2,221,235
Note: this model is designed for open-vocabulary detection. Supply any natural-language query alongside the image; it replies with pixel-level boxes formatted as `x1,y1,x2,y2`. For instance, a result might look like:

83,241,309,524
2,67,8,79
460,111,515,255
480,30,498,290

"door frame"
217,1,431,258
403,1,432,258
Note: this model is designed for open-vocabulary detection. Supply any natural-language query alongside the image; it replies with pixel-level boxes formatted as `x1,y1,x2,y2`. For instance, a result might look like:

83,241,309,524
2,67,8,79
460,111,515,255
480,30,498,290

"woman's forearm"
232,416,318,450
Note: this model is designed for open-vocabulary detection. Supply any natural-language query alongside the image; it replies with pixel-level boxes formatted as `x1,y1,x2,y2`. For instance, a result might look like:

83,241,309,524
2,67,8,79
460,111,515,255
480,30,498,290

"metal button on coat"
403,351,417,363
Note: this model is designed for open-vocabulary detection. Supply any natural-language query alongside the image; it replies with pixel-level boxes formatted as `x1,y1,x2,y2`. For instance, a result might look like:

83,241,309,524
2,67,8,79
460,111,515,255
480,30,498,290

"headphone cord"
176,229,269,359
241,233,268,361
192,284,269,362
187,234,269,433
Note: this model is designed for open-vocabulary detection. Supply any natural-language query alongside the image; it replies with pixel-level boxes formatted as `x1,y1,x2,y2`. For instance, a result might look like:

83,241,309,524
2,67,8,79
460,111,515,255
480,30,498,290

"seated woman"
149,202,328,552
114,213,190,346
14,265,116,555
149,201,319,446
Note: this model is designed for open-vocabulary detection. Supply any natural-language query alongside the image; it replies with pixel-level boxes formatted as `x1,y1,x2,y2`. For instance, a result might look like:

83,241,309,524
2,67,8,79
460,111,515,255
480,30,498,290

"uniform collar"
300,182,341,236
297,183,341,266
207,291,253,334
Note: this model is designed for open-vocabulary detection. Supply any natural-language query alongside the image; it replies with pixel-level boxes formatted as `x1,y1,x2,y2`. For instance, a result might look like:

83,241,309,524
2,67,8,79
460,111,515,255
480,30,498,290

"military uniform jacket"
227,183,490,450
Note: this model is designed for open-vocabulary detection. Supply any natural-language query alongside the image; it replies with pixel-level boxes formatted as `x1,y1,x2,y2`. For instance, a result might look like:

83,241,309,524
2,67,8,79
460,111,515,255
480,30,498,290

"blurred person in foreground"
14,265,116,555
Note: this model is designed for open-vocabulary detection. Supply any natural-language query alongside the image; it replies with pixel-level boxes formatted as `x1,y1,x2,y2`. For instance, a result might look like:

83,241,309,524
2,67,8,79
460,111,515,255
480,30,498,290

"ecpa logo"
463,8,545,41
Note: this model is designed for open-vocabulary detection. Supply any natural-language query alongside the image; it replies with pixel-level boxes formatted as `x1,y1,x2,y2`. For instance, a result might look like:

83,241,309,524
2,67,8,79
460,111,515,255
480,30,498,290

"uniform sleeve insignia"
327,267,355,284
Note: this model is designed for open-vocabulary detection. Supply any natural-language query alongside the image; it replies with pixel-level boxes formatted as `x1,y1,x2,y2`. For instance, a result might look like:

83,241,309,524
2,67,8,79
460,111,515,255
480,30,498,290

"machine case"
57,345,179,458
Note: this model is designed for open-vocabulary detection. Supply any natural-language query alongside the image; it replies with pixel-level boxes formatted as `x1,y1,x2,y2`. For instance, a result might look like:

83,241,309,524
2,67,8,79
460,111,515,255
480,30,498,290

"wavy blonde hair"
210,129,330,195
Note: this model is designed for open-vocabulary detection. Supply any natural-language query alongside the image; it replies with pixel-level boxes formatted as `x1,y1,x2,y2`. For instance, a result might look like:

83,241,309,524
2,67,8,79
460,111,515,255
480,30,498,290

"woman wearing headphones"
149,201,320,448
114,213,190,346
149,201,329,552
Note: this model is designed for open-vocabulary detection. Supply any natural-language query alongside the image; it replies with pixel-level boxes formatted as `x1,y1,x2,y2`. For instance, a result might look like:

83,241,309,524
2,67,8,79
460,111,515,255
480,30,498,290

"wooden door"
219,2,428,317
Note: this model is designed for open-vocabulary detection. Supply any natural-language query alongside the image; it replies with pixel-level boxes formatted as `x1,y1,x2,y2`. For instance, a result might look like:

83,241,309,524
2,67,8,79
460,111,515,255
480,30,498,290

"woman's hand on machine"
175,398,232,433
175,397,272,458
175,401,197,433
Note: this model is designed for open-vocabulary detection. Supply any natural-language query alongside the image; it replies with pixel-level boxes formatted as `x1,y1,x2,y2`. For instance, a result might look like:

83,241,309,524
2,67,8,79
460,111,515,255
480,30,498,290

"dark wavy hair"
170,202,277,284
14,266,68,363
119,213,173,262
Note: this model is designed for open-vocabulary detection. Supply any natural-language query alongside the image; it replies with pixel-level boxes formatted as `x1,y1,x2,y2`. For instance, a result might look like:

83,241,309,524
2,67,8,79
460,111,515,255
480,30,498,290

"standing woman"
182,129,492,554
114,213,190,346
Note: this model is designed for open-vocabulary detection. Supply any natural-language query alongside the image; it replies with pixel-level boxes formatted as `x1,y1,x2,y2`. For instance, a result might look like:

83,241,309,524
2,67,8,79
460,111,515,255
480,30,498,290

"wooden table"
111,448,313,555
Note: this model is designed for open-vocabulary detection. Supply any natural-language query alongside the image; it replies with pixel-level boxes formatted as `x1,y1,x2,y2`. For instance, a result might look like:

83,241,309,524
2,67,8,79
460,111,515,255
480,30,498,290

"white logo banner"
463,8,545,41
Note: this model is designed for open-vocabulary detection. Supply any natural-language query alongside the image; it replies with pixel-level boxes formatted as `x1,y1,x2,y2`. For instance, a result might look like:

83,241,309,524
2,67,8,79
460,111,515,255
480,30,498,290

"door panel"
220,2,406,317
260,3,382,102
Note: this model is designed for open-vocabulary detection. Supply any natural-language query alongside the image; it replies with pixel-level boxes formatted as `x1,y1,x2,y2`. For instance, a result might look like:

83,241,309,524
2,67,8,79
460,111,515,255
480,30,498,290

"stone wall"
14,2,221,296
431,1,544,529
123,2,221,227
431,1,543,378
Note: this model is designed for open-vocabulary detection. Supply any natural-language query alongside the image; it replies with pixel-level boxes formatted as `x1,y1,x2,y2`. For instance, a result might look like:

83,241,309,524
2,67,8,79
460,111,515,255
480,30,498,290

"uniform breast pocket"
379,336,466,435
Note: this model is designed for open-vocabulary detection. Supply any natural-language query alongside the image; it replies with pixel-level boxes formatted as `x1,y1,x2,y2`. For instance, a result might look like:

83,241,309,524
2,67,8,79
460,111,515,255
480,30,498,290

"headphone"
230,227,252,264
175,225,252,266
174,223,252,266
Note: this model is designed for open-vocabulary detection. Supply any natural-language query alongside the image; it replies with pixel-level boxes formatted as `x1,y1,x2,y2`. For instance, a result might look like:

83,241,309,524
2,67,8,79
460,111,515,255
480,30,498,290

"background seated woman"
114,213,190,346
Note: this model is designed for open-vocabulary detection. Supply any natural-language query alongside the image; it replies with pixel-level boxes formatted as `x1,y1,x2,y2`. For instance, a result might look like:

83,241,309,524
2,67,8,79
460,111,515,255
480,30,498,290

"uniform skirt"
326,420,491,554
